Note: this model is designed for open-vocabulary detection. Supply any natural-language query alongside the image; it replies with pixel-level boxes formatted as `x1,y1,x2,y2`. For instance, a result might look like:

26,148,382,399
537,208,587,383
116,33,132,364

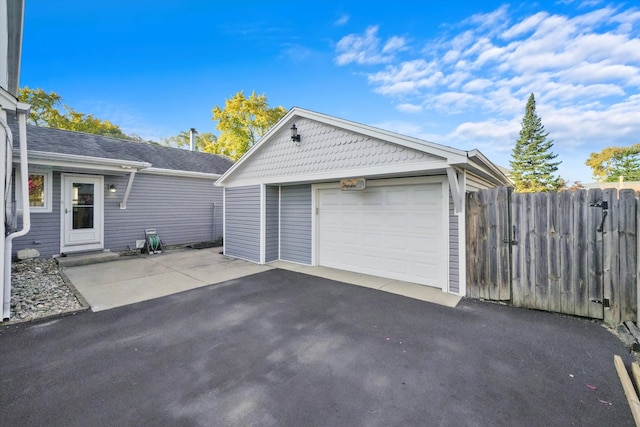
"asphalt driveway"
0,269,635,426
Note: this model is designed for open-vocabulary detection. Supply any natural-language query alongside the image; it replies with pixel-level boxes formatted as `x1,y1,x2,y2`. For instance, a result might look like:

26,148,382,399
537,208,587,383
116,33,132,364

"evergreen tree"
509,93,561,192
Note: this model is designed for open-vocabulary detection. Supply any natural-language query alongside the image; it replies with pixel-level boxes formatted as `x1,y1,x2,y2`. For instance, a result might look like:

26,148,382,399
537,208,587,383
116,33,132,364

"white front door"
61,174,104,253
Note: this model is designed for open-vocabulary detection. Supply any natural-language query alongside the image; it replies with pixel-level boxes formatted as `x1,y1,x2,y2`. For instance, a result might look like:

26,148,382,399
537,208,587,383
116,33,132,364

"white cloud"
382,36,407,53
367,59,443,95
335,14,350,26
501,12,548,39
396,103,423,113
334,3,640,181
450,118,520,147
335,26,404,65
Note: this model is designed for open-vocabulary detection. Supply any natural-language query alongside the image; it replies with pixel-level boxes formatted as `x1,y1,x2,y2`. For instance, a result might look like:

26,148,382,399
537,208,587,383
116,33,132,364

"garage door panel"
386,234,408,250
362,191,383,205
386,189,409,205
318,182,445,288
361,232,385,246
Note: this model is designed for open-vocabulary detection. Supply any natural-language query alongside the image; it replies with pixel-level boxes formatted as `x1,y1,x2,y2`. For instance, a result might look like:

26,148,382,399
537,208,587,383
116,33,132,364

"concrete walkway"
61,248,461,311
270,261,461,308
62,248,272,311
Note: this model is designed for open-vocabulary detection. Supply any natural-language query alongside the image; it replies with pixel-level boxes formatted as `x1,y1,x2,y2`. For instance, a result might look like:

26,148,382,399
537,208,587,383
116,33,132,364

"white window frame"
15,167,53,213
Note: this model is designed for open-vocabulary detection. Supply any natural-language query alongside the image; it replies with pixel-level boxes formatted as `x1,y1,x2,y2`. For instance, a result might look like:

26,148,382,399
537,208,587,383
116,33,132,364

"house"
8,116,233,258
582,179,640,192
2,0,30,319
215,107,512,296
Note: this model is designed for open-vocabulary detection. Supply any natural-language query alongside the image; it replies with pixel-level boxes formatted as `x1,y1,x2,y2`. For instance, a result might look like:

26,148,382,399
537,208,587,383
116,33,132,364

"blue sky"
19,0,640,183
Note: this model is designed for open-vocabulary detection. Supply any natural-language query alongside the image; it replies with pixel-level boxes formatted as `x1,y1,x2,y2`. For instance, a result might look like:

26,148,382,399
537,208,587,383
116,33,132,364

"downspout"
119,170,136,209
3,105,30,319
0,111,9,320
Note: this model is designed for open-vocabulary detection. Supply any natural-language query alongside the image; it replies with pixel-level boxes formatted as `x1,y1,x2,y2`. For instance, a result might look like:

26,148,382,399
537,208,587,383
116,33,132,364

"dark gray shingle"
10,119,233,175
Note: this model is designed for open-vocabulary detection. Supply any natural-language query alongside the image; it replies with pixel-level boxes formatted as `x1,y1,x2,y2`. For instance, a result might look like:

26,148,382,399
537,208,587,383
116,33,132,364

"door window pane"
72,183,94,229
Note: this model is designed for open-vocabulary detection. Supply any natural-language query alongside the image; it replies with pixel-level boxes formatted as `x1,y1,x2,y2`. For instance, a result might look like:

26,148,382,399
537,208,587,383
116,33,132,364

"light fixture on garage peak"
290,124,301,144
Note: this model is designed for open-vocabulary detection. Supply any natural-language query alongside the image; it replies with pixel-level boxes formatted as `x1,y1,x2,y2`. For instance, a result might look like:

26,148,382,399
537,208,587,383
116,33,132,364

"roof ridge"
25,123,230,160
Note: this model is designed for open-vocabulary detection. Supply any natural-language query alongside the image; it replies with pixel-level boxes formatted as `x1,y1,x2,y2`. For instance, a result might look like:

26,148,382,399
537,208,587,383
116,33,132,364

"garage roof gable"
217,107,510,187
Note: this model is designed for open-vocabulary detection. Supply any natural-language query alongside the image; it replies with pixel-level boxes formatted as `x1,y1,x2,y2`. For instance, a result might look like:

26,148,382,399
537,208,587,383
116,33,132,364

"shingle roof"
10,119,233,175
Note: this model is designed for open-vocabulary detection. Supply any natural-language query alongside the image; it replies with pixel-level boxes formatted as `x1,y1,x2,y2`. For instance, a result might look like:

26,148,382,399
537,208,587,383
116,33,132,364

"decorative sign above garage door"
340,178,366,191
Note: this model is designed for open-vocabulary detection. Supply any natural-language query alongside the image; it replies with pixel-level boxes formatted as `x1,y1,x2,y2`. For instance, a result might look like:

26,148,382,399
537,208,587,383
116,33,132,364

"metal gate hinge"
591,298,610,307
589,201,608,210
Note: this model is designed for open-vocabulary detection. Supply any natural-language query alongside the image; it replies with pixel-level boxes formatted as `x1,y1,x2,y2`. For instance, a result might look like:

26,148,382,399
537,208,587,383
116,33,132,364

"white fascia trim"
0,88,18,111
221,160,451,188
18,150,152,171
460,150,512,187
259,184,266,264
457,170,467,297
138,167,221,180
222,187,227,256
217,107,468,185
446,167,463,214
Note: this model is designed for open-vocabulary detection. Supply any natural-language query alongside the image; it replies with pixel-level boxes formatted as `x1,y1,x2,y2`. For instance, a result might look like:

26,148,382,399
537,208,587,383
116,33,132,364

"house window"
29,174,46,207
16,169,52,213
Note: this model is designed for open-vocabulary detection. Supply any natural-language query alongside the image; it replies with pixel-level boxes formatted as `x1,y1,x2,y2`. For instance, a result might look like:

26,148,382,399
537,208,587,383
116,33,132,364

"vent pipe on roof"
189,128,197,151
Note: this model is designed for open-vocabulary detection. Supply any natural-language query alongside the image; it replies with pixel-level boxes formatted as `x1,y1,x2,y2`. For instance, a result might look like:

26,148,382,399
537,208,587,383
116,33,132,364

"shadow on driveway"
0,269,635,426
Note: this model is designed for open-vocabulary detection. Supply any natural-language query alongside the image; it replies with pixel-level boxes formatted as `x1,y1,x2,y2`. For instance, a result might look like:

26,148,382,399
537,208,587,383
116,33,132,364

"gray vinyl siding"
448,192,459,294
224,185,261,263
12,171,62,258
265,186,280,263
104,173,222,251
280,184,312,264
12,172,222,258
465,173,496,192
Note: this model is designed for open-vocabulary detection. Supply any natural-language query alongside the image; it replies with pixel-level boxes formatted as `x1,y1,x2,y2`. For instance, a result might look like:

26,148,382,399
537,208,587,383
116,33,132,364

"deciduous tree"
18,87,130,139
211,91,287,160
509,93,561,192
585,144,640,182
17,87,63,126
161,130,220,154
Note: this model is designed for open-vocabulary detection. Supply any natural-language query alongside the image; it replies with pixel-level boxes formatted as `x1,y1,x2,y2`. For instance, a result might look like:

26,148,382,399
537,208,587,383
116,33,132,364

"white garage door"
318,181,446,288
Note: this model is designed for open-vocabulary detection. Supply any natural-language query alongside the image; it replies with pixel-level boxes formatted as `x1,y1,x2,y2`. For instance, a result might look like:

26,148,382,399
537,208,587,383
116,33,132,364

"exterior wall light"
109,184,117,193
290,124,301,144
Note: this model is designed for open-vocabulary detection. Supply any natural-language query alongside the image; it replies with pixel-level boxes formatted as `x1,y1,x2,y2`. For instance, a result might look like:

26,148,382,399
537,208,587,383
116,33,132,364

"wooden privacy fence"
466,187,638,326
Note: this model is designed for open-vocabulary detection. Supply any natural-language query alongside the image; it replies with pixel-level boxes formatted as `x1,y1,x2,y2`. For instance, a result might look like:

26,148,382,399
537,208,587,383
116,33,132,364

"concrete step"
56,251,120,268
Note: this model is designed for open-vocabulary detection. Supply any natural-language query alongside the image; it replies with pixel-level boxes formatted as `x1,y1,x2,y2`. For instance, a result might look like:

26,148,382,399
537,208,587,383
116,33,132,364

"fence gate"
511,190,605,319
466,186,511,301
466,187,638,325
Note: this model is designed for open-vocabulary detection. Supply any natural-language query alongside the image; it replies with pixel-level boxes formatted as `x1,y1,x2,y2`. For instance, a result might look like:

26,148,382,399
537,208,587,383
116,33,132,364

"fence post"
603,188,621,326
637,193,640,327
547,191,561,313
495,186,511,300
559,190,574,315
587,188,604,320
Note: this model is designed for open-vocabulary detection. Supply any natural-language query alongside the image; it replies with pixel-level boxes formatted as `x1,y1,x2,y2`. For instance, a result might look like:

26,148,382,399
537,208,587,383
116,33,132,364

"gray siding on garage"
103,173,222,251
12,171,62,258
449,192,459,293
280,184,312,265
265,186,279,263
224,185,261,263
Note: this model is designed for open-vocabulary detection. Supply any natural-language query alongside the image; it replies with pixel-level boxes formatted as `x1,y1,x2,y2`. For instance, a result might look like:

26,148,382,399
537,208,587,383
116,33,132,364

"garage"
317,179,447,288
216,107,512,296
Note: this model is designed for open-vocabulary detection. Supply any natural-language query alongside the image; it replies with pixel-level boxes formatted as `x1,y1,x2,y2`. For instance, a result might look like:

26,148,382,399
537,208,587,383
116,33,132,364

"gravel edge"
3,258,90,325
